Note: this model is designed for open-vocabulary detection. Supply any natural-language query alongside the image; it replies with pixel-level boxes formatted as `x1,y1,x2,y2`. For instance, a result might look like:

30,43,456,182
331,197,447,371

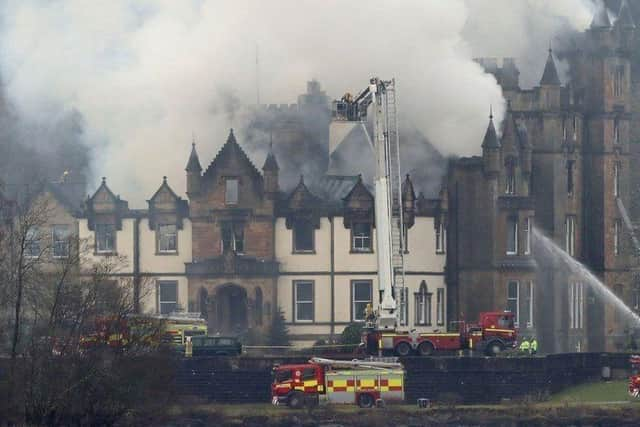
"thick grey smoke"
0,0,595,205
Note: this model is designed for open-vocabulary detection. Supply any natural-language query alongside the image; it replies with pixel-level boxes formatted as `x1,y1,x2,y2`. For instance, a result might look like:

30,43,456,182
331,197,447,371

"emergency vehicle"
272,357,404,408
629,354,640,398
363,311,518,357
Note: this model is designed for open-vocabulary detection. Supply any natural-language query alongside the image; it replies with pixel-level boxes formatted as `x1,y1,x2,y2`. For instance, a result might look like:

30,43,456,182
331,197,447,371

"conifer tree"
267,306,290,346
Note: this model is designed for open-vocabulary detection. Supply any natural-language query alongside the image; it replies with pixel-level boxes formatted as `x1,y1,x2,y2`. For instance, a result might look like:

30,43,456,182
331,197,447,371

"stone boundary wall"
175,353,631,404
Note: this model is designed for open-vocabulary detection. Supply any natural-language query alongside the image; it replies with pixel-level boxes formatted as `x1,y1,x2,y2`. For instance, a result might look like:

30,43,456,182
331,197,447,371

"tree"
267,306,290,347
339,322,363,352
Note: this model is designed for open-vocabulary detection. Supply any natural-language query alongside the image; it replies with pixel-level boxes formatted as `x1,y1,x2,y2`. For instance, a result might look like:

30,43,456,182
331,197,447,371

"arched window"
255,287,263,326
415,281,431,326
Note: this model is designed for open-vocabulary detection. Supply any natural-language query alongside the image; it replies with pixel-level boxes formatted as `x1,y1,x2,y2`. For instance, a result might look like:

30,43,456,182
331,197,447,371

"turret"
614,0,635,50
402,174,416,229
539,48,561,110
589,2,614,49
262,141,279,198
481,108,500,178
186,142,202,197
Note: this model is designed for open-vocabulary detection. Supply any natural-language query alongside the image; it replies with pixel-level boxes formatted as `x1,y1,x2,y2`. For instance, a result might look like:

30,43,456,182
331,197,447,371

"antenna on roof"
256,43,261,105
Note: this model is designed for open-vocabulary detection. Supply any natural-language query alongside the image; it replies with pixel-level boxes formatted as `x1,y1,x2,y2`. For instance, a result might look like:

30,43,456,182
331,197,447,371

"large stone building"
451,1,638,352
73,130,446,345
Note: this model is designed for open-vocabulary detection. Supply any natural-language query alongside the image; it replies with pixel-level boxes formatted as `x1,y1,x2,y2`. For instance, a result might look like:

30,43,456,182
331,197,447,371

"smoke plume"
0,0,596,205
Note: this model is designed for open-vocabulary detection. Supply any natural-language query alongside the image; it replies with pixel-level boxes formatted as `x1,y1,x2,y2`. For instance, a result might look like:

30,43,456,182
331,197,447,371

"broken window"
158,224,177,253
294,281,314,322
614,161,621,198
524,217,531,255
614,219,622,256
352,222,372,252
614,119,620,145
95,223,115,254
415,281,432,326
437,288,445,326
567,160,575,195
221,222,244,253
352,280,372,322
52,225,70,258
158,280,178,314
435,221,446,254
293,219,314,252
572,115,578,141
507,281,519,326
25,227,40,258
614,65,625,97
506,216,518,255
225,178,239,205
505,160,516,195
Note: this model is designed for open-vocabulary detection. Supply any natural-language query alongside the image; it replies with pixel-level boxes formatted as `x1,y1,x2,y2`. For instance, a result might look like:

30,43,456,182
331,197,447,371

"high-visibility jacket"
531,339,538,353
519,341,530,351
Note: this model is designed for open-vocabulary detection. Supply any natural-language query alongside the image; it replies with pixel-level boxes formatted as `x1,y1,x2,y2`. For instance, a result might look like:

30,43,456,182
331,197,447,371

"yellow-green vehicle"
160,314,207,347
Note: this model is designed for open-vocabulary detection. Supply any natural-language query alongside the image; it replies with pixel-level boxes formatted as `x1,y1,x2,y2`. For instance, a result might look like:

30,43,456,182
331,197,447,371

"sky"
0,0,597,205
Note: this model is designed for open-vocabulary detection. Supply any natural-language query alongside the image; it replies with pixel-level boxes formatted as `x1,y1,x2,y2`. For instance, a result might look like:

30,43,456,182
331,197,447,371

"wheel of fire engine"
357,393,375,408
287,391,305,409
395,342,412,357
485,341,504,356
418,341,434,356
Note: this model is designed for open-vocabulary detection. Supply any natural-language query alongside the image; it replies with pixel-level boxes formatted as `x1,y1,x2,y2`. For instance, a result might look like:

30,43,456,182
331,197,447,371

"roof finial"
549,40,552,54
102,177,106,184
269,130,273,151
299,174,304,185
192,131,196,148
163,176,167,183
489,104,493,120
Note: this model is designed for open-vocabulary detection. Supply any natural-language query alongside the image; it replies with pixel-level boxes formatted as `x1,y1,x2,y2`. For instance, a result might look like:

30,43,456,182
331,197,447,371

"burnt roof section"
481,110,500,149
203,129,263,184
286,175,320,209
540,49,561,86
342,175,374,204
590,2,611,29
45,181,84,216
616,0,635,29
186,143,202,172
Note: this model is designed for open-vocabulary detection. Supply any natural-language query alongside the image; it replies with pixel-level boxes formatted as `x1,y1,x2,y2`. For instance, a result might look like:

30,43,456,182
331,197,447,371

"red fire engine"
362,311,518,357
272,357,404,408
629,355,640,398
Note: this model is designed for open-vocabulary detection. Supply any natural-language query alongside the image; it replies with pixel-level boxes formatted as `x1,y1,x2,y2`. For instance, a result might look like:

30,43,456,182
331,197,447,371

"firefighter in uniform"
519,337,530,355
530,337,538,355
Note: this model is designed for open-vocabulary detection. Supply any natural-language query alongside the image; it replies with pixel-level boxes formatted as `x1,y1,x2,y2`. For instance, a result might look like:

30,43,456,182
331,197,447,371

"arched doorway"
215,284,248,335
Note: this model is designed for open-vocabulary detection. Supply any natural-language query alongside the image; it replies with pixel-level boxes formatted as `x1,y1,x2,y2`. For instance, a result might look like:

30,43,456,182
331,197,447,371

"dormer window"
293,218,314,253
351,222,372,252
95,224,115,254
221,222,244,254
225,178,239,205
158,224,177,253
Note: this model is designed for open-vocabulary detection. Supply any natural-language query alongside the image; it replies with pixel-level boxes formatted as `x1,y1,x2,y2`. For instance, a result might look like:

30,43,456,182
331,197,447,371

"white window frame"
25,226,40,258
436,288,445,326
398,287,408,326
95,223,115,254
435,221,446,254
523,281,534,328
565,215,576,257
415,282,432,326
614,219,621,256
506,217,518,255
225,178,239,205
158,280,178,315
157,224,177,253
524,217,531,255
507,281,519,327
52,225,70,258
614,162,620,198
351,280,372,322
352,222,372,252
294,280,314,322
569,282,584,329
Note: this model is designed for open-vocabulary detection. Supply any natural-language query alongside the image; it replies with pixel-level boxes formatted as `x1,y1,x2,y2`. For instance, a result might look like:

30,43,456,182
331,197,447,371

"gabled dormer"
147,176,189,231
342,175,374,228
85,178,129,255
285,176,321,253
198,129,264,209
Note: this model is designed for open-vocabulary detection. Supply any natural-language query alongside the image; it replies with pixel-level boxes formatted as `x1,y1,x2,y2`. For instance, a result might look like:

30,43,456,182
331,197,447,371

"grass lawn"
550,380,634,403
